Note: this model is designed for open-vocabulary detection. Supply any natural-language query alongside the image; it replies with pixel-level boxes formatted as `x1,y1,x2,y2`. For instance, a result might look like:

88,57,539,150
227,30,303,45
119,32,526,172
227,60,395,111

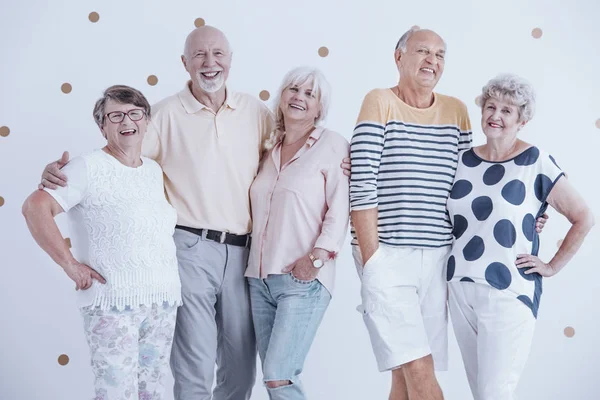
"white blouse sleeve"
43,156,89,212
536,152,565,204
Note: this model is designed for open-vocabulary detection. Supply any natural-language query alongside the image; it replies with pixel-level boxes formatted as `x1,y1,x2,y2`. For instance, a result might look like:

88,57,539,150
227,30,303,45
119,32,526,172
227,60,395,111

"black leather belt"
176,225,251,248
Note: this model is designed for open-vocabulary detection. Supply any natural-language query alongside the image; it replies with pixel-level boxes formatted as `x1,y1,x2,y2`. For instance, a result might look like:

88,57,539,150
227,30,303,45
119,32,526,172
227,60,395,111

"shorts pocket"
362,246,385,274
361,285,421,324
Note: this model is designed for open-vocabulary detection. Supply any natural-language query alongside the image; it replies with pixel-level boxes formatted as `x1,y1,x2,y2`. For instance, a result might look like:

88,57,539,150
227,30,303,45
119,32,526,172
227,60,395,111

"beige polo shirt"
143,82,275,234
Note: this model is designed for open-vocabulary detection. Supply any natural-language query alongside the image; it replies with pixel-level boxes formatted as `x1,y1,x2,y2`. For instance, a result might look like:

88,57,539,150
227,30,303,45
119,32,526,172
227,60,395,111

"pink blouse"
245,127,350,295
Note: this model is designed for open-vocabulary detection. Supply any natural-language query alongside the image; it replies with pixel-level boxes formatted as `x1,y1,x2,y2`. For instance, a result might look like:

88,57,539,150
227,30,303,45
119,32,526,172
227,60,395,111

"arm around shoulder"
142,119,162,161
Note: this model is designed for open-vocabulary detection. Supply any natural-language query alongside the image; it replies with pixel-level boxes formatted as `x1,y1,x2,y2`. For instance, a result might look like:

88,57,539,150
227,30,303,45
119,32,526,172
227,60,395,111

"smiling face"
279,80,321,127
481,97,526,140
396,30,446,90
100,99,148,151
182,27,232,94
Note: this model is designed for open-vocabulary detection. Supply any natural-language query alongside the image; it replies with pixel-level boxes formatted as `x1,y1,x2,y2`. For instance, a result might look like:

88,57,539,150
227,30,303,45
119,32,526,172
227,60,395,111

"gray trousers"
171,228,256,400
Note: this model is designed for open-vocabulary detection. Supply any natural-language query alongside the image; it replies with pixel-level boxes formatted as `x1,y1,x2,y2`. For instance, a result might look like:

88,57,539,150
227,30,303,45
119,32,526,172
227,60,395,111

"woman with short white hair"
446,74,594,399
245,67,349,399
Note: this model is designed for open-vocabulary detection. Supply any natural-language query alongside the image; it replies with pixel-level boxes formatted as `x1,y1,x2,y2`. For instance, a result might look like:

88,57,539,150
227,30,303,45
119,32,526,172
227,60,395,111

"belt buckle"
219,231,226,244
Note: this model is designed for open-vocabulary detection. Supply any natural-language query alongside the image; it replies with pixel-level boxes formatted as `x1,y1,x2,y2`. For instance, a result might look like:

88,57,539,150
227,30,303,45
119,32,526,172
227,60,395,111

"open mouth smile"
120,129,136,136
289,104,306,111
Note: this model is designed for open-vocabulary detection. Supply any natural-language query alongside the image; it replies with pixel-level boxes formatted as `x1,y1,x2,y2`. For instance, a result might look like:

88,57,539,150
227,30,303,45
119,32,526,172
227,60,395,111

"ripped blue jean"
248,273,331,400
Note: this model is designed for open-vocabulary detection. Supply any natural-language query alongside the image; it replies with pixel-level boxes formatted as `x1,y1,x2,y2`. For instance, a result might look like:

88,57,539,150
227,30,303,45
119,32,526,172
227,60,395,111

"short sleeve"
535,152,565,203
258,103,276,151
142,119,161,162
457,100,473,151
355,89,387,124
43,156,89,212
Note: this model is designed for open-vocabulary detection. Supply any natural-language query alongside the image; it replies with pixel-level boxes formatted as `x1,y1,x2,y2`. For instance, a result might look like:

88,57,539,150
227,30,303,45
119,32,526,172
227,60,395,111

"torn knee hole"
265,380,292,389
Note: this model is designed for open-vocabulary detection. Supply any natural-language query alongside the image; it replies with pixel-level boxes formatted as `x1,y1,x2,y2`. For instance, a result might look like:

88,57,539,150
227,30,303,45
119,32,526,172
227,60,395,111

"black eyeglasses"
104,109,146,124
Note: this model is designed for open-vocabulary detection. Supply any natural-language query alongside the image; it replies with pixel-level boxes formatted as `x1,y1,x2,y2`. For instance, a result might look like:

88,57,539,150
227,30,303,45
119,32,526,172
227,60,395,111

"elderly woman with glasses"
22,85,182,399
446,74,594,399
244,67,350,399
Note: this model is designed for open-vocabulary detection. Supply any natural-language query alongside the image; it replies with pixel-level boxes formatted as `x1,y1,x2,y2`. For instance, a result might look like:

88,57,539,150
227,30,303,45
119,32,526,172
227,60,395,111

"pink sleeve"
314,137,350,256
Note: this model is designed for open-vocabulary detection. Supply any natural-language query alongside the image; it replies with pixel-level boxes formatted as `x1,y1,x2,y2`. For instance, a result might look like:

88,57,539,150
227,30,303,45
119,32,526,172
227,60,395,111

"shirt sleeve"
142,118,161,162
314,137,350,254
536,152,565,203
350,90,386,211
457,100,473,151
43,156,88,212
258,103,276,154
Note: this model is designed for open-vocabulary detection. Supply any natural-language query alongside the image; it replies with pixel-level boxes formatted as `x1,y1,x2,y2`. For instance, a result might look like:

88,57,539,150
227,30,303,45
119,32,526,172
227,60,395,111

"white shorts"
352,244,450,372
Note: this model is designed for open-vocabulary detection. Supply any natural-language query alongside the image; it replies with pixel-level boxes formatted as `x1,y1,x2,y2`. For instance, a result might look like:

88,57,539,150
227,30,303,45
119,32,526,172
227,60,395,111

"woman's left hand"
282,255,319,281
515,254,557,277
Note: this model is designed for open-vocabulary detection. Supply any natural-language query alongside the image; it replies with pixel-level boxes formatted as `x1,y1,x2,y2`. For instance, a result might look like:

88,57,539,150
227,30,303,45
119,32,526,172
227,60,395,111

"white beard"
196,71,224,93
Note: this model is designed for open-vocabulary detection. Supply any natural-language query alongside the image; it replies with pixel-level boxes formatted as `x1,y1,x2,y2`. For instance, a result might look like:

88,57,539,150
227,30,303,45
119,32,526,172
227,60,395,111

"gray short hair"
93,85,151,129
395,27,420,52
476,74,536,122
395,27,447,53
273,66,331,132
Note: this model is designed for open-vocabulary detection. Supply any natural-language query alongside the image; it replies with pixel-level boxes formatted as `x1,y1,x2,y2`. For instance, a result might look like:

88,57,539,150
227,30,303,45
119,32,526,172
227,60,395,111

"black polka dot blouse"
446,146,564,318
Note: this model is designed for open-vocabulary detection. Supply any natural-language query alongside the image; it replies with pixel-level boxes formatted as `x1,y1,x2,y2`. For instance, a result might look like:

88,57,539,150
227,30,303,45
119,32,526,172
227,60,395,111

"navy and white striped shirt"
350,88,472,248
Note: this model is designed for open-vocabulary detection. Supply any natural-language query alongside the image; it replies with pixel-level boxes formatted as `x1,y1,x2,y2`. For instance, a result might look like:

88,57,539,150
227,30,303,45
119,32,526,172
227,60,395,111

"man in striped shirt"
350,27,471,400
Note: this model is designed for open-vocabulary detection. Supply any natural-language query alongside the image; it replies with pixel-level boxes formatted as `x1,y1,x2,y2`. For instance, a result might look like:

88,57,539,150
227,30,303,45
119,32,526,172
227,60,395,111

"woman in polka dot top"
446,74,595,399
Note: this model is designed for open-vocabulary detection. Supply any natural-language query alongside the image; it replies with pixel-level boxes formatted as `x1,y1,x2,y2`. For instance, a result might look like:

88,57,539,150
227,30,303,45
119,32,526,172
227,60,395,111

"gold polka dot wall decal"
58,354,70,366
88,12,100,23
0,126,9,137
194,18,205,28
259,90,270,101
318,46,329,57
147,75,158,86
65,238,72,248
0,196,4,207
61,83,72,94
531,28,543,39
557,239,564,248
564,326,575,338
595,119,600,129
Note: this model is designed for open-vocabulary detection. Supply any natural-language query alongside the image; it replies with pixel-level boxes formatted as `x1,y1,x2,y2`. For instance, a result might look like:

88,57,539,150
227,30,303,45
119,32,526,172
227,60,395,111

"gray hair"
93,85,151,129
272,66,331,132
395,27,420,52
476,74,536,122
395,27,447,53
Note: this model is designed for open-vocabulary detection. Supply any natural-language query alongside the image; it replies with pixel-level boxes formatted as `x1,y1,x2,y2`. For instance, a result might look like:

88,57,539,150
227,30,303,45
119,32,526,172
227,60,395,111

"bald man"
146,26,274,400
42,26,275,400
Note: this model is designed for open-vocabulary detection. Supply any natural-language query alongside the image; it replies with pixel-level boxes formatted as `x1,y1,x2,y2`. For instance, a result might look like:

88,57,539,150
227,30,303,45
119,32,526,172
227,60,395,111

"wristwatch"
308,252,324,269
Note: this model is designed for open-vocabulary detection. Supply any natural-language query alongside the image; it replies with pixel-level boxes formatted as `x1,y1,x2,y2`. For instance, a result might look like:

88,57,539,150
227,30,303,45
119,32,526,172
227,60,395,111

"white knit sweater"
45,150,182,310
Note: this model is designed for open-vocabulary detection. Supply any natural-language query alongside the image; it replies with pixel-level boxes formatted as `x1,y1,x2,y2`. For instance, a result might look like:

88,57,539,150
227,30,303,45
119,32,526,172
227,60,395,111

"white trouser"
449,282,536,400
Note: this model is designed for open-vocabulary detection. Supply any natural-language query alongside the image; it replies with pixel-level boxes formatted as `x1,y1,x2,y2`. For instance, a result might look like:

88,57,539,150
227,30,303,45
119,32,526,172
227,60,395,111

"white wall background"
1,0,599,399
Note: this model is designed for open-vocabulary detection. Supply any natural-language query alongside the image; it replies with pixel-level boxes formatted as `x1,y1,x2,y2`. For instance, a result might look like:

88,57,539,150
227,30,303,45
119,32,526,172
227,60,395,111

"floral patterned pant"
81,302,177,400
